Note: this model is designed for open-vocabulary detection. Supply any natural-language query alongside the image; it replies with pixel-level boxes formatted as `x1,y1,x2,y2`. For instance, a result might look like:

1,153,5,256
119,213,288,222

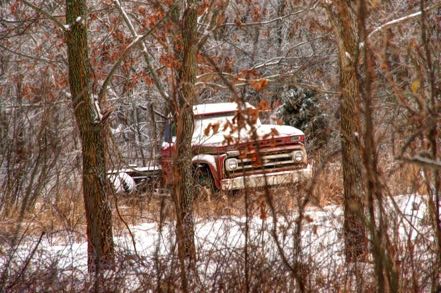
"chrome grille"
227,147,305,177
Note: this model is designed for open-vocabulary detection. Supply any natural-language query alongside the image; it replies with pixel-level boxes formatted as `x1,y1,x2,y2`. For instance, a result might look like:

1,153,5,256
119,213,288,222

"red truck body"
160,102,312,191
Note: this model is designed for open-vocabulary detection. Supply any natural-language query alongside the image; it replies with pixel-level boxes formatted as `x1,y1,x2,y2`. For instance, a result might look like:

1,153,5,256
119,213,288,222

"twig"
400,155,441,169
22,1,66,31
368,2,441,40
114,196,139,256
6,232,45,291
113,0,170,102
0,44,60,64
98,12,169,101
221,4,317,28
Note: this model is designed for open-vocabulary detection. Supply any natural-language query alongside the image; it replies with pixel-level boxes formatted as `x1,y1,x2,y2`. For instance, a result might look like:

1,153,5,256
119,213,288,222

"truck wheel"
108,172,136,194
193,166,216,200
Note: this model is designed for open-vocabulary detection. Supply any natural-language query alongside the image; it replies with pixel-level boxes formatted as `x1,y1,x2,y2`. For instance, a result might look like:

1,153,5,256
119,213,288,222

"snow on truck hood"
192,123,304,146
189,102,304,146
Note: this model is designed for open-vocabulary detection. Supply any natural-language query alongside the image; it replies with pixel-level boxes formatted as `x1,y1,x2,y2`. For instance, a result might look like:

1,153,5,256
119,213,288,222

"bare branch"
221,4,316,27
6,232,45,291
0,44,60,64
98,11,170,101
22,0,66,31
113,0,170,101
368,2,441,40
401,155,441,169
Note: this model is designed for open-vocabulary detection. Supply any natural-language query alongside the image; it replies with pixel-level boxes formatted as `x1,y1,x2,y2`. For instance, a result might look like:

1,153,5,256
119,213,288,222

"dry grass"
0,158,428,241
1,162,436,292
311,162,344,206
385,162,428,195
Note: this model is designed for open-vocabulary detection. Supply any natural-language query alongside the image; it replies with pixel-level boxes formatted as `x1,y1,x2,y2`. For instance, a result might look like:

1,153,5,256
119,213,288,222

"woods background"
0,0,440,292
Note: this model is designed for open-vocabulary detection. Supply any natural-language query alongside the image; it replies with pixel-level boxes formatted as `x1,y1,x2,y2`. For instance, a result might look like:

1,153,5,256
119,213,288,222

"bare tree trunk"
149,102,159,160
172,1,198,291
357,1,399,291
420,1,441,290
132,101,146,165
2,81,26,217
325,1,368,263
65,0,114,274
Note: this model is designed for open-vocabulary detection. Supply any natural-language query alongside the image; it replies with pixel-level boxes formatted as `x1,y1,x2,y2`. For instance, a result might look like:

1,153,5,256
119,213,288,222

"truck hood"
192,124,304,146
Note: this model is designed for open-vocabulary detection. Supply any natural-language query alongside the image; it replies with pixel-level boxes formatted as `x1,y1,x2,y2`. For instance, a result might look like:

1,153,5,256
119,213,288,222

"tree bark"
172,1,198,291
325,1,368,263
65,0,114,273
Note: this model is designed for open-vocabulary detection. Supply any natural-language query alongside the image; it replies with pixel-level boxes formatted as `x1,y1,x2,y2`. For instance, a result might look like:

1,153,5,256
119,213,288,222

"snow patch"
2,194,434,289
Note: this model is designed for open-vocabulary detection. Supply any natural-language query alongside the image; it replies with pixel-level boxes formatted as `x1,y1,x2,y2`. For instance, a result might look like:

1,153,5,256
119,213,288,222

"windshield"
193,111,262,144
194,115,234,136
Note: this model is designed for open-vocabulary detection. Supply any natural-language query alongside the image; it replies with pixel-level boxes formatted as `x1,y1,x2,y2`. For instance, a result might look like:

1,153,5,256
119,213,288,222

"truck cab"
161,102,312,192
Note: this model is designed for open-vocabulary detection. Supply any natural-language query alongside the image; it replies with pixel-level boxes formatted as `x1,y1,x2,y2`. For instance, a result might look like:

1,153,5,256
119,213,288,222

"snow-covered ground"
1,194,435,290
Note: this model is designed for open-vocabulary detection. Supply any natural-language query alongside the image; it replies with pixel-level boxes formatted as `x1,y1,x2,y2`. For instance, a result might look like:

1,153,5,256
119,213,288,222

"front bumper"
220,165,312,190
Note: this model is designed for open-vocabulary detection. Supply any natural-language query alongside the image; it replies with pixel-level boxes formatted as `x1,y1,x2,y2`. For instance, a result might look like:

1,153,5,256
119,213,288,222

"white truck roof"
193,102,254,116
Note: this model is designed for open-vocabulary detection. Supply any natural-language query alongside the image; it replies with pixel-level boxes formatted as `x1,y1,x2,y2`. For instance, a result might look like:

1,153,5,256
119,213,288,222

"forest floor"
1,158,425,240
0,162,433,290
1,193,431,278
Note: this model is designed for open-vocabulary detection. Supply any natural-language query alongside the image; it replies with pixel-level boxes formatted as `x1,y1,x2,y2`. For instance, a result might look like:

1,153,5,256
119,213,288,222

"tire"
193,166,216,199
108,172,136,194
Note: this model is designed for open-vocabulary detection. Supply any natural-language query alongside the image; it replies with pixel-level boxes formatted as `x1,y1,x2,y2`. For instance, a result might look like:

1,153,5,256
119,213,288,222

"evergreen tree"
277,87,329,151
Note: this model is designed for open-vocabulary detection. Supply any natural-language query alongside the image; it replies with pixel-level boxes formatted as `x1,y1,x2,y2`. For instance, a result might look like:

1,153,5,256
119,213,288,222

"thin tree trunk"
420,1,441,290
65,0,114,274
357,1,399,291
133,101,146,165
149,102,158,160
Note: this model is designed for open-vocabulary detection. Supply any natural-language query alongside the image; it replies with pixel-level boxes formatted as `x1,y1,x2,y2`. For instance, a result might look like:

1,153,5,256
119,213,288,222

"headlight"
225,158,238,171
293,151,304,162
291,136,299,142
291,135,305,143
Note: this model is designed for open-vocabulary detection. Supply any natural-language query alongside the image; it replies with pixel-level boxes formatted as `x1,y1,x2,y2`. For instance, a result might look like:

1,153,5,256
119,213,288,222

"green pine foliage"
277,87,329,151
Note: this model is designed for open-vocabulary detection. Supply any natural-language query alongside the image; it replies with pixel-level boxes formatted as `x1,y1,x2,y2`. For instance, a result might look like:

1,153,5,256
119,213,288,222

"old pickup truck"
108,102,312,194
